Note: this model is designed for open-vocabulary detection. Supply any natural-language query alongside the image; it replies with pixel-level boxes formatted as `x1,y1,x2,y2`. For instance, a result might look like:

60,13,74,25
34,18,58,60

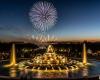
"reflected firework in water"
29,1,57,33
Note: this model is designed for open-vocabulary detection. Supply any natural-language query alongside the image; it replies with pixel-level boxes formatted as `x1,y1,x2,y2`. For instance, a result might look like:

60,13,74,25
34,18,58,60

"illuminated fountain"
83,43,87,65
1,43,100,79
4,43,17,67
3,43,88,72
33,45,67,65
18,44,88,72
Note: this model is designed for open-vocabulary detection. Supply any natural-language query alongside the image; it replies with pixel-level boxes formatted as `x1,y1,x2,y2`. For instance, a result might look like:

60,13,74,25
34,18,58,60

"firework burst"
29,1,57,32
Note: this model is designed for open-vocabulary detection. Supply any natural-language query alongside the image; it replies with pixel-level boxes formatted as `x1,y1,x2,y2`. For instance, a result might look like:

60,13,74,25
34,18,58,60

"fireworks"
32,35,57,42
29,1,57,32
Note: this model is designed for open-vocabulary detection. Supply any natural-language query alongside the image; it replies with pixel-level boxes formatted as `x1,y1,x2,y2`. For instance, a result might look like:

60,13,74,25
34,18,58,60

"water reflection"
34,71,68,78
9,68,16,77
5,61,100,79
8,67,91,79
37,71,42,78
19,69,32,79
66,71,68,78
82,67,88,77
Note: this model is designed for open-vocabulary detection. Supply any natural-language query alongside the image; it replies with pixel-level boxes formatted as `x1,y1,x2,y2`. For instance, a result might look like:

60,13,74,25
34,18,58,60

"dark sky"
0,0,100,41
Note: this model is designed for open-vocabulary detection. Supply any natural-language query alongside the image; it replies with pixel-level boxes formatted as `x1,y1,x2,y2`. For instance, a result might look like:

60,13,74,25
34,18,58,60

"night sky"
0,0,100,41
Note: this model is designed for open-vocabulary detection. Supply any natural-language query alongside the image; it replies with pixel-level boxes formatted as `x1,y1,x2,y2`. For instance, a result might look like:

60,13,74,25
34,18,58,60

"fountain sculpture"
18,44,86,72
4,43,88,72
